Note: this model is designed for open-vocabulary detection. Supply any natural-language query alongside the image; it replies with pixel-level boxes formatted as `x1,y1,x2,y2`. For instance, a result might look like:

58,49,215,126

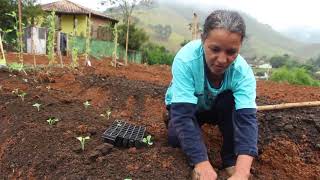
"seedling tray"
102,120,146,148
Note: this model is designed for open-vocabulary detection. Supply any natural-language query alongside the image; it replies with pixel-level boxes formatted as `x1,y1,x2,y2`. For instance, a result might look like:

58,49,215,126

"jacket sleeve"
234,108,258,157
170,103,208,165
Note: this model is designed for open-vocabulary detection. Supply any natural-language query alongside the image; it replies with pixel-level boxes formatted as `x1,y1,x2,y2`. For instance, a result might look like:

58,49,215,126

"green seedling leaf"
76,136,90,151
107,109,112,119
143,135,153,146
12,88,19,95
83,101,91,109
47,117,59,126
18,92,27,102
32,103,41,111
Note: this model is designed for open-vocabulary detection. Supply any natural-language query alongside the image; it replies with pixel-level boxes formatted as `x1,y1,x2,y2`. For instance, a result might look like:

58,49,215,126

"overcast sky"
38,0,320,31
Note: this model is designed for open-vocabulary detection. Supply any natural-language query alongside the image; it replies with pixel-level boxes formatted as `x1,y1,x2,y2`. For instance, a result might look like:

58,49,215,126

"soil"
0,53,320,179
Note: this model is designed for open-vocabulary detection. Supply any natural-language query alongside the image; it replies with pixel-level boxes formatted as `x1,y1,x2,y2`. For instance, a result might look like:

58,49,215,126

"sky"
38,0,320,31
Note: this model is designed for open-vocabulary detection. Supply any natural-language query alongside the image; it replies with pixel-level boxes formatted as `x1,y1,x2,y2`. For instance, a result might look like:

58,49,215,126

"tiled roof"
41,0,118,22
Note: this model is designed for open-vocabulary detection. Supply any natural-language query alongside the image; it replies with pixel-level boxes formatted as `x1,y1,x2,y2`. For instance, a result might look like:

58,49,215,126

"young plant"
100,109,112,119
76,136,90,151
143,135,153,146
12,88,19,95
83,101,91,109
32,103,41,111
112,23,118,67
18,92,27,102
47,117,59,125
47,11,56,65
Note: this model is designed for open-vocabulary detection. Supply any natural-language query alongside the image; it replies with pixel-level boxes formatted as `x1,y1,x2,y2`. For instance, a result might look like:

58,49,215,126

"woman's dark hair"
201,10,246,42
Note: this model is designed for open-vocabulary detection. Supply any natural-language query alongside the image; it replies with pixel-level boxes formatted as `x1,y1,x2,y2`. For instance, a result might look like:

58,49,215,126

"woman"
165,10,258,180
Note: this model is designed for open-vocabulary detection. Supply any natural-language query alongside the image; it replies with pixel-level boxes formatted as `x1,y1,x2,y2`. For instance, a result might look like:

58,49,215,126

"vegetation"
47,117,59,126
47,11,56,65
32,103,41,111
142,42,174,65
76,136,90,151
142,135,153,146
270,67,320,86
0,0,43,50
118,23,149,51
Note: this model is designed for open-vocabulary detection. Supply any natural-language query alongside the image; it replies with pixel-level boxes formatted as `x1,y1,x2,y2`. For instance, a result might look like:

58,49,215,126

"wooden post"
125,16,130,66
31,26,36,67
57,31,63,67
0,33,6,65
85,13,91,66
191,13,199,40
18,0,23,64
257,101,320,111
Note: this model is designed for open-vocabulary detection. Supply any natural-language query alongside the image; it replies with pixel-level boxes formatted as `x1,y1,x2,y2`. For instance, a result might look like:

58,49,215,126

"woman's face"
203,28,242,76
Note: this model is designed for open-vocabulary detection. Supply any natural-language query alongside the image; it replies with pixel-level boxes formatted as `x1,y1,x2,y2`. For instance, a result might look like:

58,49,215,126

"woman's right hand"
192,161,217,180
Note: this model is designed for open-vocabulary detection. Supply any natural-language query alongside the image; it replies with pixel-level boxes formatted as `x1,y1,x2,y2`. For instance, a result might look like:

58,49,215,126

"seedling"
32,103,41,111
46,85,51,91
143,135,153,146
100,109,112,119
47,117,59,125
76,136,90,151
18,92,27,102
83,101,91,109
124,178,132,180
12,88,19,95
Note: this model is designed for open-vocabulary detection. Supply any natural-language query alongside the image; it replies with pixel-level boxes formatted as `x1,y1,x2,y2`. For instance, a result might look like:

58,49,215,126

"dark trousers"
166,90,236,167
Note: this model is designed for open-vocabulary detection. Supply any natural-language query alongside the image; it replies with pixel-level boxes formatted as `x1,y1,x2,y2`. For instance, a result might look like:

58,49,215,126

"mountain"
281,27,320,44
105,1,320,61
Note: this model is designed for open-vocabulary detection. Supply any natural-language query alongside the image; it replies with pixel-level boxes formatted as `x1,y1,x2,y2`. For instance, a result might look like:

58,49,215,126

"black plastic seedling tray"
102,120,146,148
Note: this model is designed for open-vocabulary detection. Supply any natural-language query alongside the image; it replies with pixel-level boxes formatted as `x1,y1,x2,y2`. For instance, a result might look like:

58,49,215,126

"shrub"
142,43,174,65
270,67,320,86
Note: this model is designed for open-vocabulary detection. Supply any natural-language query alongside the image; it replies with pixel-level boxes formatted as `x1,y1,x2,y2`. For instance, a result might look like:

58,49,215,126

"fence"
72,36,143,64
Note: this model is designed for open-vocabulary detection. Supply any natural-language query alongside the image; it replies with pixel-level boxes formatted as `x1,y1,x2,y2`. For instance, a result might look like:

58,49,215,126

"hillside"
105,2,320,60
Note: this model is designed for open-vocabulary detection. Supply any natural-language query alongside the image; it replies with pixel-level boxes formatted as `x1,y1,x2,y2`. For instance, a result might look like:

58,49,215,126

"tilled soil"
0,53,319,179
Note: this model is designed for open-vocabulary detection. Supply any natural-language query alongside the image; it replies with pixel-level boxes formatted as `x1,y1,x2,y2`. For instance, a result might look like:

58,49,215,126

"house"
41,0,118,40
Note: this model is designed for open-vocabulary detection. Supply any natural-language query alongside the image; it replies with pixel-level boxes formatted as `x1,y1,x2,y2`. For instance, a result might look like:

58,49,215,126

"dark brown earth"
0,53,319,179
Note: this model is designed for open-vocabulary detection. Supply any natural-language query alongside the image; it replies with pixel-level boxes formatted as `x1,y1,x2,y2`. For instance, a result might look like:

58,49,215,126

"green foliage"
270,67,320,86
118,23,149,50
69,33,79,68
47,11,56,65
142,43,174,65
269,54,291,68
0,0,43,49
47,117,59,126
149,24,172,40
112,24,119,65
142,135,153,146
8,62,24,72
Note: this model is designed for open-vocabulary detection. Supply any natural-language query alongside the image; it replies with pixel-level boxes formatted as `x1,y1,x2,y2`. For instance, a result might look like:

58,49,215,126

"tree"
0,0,43,49
100,0,151,65
269,55,290,68
117,23,148,50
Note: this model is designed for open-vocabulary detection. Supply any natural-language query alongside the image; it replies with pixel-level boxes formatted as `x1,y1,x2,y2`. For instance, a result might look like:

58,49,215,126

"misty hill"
105,1,320,61
282,27,320,44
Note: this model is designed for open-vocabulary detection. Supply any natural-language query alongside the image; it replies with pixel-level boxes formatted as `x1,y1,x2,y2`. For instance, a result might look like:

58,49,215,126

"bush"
270,67,320,86
142,43,174,65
